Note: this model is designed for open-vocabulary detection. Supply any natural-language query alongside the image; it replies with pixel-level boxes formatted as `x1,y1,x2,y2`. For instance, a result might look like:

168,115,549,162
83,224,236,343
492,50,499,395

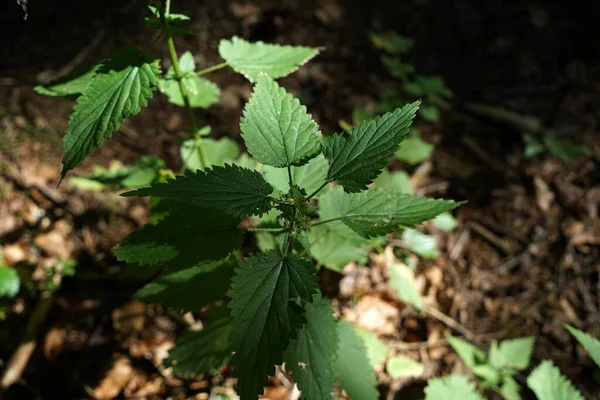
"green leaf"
333,320,378,400
500,375,522,400
218,36,320,82
34,66,98,97
388,262,424,310
402,229,439,259
240,74,321,167
159,75,220,108
425,375,485,400
419,104,440,122
527,360,584,400
386,356,424,379
135,257,236,311
543,135,591,162
69,156,164,190
395,135,434,165
381,55,414,80
164,307,232,377
61,49,160,179
523,134,546,158
181,137,240,171
284,295,338,400
326,187,459,238
448,336,487,370
433,212,458,231
375,169,413,194
323,102,419,192
566,325,600,369
113,205,243,269
228,251,318,399
122,164,273,218
263,154,328,195
0,266,20,298
495,337,536,370
369,32,414,55
355,327,387,368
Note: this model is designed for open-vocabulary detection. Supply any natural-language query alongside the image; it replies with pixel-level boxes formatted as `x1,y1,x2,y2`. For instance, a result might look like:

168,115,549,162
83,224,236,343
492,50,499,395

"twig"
469,221,511,254
197,62,228,76
387,338,448,351
461,136,506,173
0,292,56,389
424,305,476,341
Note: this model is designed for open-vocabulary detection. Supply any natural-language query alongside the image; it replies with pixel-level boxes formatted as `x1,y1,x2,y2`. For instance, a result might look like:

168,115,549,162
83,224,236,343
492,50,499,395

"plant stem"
197,62,229,76
246,227,285,233
305,181,328,201
311,216,342,227
161,0,207,171
287,165,293,189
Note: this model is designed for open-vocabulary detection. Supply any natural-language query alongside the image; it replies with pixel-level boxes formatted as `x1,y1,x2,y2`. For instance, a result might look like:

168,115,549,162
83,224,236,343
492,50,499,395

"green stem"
311,216,342,227
246,227,285,233
287,165,293,189
306,181,329,201
197,62,229,76
161,0,207,171
270,198,293,206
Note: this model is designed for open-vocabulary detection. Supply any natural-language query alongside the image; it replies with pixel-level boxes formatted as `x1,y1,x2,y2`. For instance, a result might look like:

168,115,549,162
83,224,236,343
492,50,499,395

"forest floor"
0,1,599,399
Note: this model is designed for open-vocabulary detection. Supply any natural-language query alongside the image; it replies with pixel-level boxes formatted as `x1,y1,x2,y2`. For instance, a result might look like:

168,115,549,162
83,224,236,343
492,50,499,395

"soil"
1,0,599,399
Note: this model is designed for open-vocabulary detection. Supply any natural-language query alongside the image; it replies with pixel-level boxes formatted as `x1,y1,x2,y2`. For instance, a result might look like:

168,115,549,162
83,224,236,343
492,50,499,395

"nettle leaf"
241,74,321,167
527,360,584,400
494,337,535,370
395,134,434,165
228,251,318,399
333,320,378,400
263,154,328,195
402,229,439,259
433,212,458,231
500,375,522,400
123,164,273,218
181,137,240,171
164,307,232,377
448,336,487,370
0,266,20,298
61,49,160,179
386,356,425,379
425,375,484,400
284,295,338,400
375,169,413,193
566,325,600,368
327,187,459,239
135,257,236,311
113,205,243,269
218,36,320,82
323,102,419,192
34,66,98,97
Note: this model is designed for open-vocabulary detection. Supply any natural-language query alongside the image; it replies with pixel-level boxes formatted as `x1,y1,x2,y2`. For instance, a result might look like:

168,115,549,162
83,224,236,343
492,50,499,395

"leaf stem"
287,165,293,189
246,227,285,233
160,1,207,171
311,216,342,227
197,62,229,76
305,181,328,201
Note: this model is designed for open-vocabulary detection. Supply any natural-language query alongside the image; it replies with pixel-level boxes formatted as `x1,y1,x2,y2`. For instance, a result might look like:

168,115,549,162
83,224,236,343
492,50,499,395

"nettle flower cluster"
35,3,458,399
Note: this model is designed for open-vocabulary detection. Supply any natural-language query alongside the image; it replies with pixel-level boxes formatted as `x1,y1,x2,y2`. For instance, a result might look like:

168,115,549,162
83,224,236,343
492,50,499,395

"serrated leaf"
500,375,522,400
284,295,338,400
135,257,236,311
386,356,424,379
388,262,424,310
34,66,98,97
448,336,487,370
402,229,439,259
527,360,584,400
263,154,328,195
123,164,273,218
355,327,387,368
323,102,419,192
159,75,220,108
70,155,164,190
219,36,320,82
181,137,240,171
61,49,160,179
425,375,485,400
496,337,535,371
369,32,414,55
241,74,321,167
395,135,434,165
164,307,232,377
333,320,378,400
325,187,459,238
566,325,600,369
0,266,20,298
228,251,318,399
374,169,413,193
113,205,243,269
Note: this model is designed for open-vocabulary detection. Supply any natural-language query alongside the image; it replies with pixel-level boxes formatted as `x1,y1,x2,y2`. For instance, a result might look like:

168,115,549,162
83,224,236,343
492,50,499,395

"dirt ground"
1,1,599,399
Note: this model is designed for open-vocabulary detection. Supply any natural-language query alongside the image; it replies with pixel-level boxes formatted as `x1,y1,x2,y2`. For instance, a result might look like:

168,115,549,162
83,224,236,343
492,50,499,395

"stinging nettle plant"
35,1,460,399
